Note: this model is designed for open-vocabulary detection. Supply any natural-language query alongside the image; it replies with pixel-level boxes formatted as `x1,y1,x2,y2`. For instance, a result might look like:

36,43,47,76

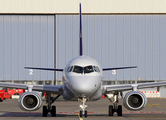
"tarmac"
0,97,166,120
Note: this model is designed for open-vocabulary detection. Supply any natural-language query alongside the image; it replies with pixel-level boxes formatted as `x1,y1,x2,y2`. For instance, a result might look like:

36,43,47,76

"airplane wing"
102,81,166,94
102,66,137,71
0,82,63,94
25,67,63,71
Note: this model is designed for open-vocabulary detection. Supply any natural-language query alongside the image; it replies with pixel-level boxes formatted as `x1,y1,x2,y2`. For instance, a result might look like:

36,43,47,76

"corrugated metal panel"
0,15,54,81
56,15,166,81
160,16,166,80
0,16,3,80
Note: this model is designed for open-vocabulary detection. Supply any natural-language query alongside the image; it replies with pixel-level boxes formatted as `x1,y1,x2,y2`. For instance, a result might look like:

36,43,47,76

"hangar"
0,0,166,96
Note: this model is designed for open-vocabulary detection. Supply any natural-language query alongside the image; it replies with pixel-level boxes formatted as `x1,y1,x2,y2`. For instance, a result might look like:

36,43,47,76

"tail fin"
79,3,83,56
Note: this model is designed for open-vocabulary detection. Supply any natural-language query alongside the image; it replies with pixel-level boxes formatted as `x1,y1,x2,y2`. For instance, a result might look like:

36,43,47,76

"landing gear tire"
79,110,82,117
51,106,56,117
43,106,48,117
79,97,88,117
84,110,87,117
117,105,122,116
79,110,87,117
109,105,114,116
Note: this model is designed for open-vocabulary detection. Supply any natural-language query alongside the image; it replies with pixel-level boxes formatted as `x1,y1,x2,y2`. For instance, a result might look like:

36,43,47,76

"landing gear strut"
106,92,122,116
79,97,88,117
43,92,60,117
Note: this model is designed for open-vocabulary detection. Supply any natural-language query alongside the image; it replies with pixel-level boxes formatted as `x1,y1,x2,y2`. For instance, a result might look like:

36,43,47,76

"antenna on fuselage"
79,3,83,56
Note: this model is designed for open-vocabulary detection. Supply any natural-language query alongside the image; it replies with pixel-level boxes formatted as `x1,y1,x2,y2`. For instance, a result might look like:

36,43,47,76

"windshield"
84,66,94,73
73,65,94,74
73,66,83,73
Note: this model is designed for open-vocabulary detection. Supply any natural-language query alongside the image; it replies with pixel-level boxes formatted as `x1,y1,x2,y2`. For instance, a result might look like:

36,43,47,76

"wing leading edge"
25,67,63,71
103,81,166,94
102,66,137,71
0,82,63,94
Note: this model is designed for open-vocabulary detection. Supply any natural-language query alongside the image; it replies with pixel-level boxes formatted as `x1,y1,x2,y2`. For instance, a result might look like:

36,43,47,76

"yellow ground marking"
98,111,107,113
146,104,160,108
77,113,83,120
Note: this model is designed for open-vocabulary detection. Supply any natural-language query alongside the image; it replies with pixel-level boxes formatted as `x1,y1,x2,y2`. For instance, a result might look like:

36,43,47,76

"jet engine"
18,91,42,111
123,91,147,111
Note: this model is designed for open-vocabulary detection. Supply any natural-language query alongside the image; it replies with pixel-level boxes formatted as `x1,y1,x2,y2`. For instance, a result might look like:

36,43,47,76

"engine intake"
18,92,42,111
123,91,147,111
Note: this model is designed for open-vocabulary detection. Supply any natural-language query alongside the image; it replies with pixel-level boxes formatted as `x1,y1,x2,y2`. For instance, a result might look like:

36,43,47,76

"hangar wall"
0,15,54,81
56,15,166,81
1,14,166,82
0,0,166,85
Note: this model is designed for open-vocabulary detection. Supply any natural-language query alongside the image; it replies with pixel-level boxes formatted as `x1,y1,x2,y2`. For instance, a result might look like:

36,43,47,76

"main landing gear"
106,92,122,116
79,97,88,117
43,93,60,117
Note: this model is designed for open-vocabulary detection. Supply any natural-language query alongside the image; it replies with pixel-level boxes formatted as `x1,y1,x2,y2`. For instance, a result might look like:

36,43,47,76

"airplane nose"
73,83,93,96
70,76,100,97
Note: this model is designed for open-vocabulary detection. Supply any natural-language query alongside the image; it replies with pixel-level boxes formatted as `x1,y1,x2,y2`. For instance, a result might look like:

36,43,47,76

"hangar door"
56,15,166,81
0,15,54,81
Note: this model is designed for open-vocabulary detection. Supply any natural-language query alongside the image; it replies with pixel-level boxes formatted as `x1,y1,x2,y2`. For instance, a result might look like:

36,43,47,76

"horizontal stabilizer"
25,67,63,71
103,66,137,71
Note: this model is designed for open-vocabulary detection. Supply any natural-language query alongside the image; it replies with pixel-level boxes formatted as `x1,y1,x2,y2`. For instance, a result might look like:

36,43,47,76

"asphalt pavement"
0,98,166,120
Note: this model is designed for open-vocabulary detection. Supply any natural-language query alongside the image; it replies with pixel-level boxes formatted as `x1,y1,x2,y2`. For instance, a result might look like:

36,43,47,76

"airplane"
1,3,166,118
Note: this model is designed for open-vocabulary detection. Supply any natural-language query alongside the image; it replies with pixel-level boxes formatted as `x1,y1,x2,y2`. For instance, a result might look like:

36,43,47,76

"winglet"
79,3,83,56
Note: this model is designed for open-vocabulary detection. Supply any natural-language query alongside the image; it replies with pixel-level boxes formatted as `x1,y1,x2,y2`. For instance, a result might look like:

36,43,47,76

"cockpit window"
72,65,95,74
84,66,94,73
93,66,100,72
69,65,100,74
67,66,73,72
67,66,70,72
73,66,83,73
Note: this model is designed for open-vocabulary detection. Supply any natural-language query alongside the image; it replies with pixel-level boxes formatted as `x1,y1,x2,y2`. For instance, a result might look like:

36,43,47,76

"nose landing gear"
79,97,88,117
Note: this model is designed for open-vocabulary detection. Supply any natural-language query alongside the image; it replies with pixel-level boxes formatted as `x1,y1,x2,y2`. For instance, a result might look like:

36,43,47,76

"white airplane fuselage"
62,56,103,101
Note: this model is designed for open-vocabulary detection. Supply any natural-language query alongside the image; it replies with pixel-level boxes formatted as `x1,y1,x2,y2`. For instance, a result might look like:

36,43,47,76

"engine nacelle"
18,92,42,111
123,91,147,111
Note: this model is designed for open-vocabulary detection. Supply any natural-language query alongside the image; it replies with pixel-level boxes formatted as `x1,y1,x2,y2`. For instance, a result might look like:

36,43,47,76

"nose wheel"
79,110,87,117
79,98,88,117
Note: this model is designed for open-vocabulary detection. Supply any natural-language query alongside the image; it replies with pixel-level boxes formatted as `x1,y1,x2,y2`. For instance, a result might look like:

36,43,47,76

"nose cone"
69,76,101,97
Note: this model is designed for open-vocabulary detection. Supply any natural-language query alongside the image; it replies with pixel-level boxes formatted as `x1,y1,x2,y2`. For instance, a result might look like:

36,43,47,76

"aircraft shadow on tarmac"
1,112,166,119
0,112,78,117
